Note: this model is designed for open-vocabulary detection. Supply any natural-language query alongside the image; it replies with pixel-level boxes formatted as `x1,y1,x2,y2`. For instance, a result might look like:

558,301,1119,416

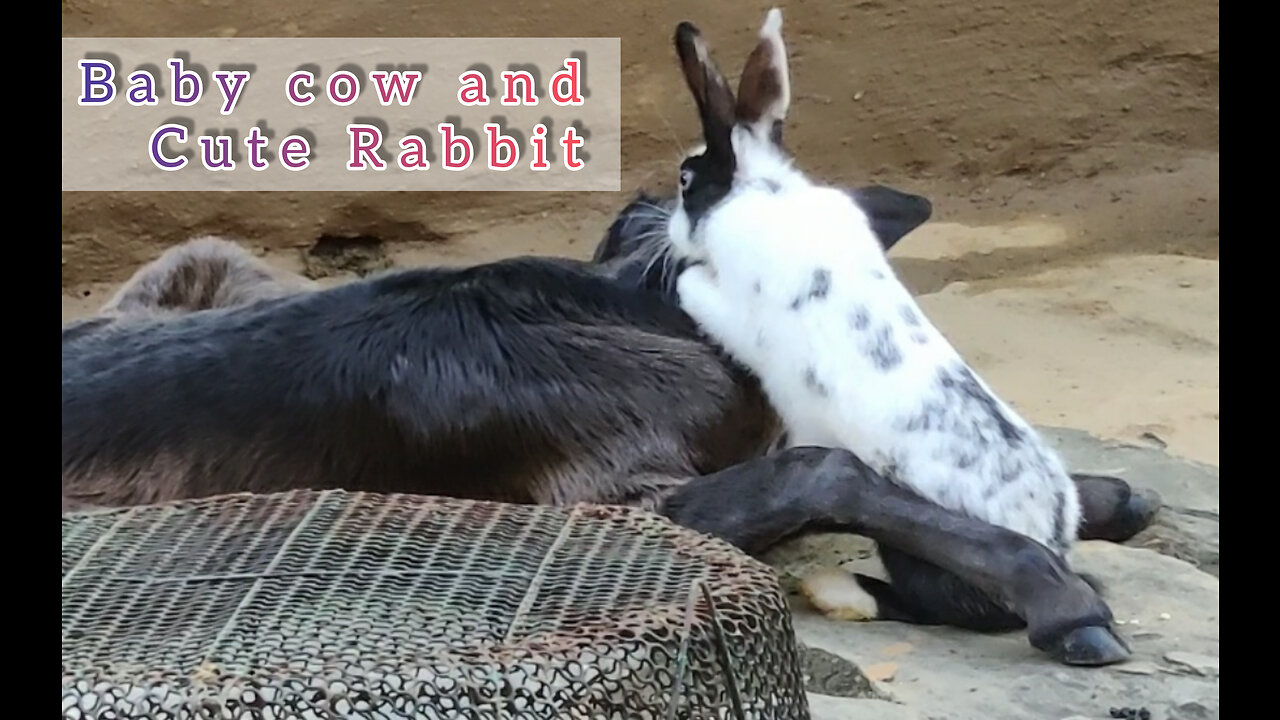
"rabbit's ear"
735,8,790,146
675,21,737,168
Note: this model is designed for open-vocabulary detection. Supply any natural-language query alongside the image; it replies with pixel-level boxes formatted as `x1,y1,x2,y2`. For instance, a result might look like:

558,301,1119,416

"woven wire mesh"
62,489,811,720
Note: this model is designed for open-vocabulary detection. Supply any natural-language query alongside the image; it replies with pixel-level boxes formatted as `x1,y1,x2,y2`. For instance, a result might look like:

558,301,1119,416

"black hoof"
1048,625,1132,667
1108,487,1163,541
1077,478,1164,542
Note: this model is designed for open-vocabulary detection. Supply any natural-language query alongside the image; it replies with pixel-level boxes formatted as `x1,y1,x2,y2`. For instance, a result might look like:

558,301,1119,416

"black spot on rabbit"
863,325,903,371
1051,490,1068,548
998,459,1024,485
899,305,921,327
809,269,832,299
900,401,944,433
802,367,830,397
849,305,871,331
936,365,1026,445
789,268,832,310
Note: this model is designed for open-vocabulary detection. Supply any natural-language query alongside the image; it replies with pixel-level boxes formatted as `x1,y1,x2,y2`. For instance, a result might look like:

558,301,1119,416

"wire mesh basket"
62,489,812,719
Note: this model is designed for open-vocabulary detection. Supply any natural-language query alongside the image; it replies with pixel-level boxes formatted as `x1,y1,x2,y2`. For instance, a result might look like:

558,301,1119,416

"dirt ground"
61,0,1219,465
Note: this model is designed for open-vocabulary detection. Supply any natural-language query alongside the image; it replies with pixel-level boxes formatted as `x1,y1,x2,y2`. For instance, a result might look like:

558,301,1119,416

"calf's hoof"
1075,473,1164,542
1114,487,1163,539
1046,625,1132,667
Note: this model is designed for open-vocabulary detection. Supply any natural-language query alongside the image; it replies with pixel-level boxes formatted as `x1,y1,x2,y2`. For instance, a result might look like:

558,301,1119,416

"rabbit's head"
593,184,931,301
666,9,930,262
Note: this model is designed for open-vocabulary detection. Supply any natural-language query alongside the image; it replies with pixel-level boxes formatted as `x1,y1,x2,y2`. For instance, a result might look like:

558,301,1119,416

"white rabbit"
665,8,1083,629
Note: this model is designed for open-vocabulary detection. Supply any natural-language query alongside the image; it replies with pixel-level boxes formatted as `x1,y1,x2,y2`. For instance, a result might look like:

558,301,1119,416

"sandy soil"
61,0,1219,466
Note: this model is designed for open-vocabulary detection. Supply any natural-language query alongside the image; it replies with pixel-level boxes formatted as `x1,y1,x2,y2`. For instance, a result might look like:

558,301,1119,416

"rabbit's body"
675,182,1081,555
657,7,1124,638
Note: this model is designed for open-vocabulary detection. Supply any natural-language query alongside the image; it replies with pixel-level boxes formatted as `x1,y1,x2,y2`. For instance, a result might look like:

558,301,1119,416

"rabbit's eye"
679,168,694,191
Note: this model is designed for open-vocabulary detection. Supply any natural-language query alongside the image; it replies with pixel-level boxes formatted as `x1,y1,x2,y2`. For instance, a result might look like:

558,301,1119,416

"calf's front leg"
658,446,1131,667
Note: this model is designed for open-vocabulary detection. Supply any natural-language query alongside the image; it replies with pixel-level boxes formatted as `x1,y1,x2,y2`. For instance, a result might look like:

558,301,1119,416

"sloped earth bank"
62,0,1218,285
63,0,1218,718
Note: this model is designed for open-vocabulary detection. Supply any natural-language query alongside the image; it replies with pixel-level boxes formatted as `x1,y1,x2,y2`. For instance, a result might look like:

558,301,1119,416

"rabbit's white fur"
667,128,1081,555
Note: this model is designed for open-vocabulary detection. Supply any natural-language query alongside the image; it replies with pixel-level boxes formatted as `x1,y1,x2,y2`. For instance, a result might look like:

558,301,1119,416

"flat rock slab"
807,694,922,720
1041,426,1219,578
794,543,1218,720
772,428,1220,720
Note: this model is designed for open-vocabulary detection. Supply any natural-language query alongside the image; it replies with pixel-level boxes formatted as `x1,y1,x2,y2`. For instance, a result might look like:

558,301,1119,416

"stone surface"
1167,699,1219,720
806,694,921,720
1041,426,1220,577
766,428,1220,720
798,644,891,700
1161,651,1218,678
